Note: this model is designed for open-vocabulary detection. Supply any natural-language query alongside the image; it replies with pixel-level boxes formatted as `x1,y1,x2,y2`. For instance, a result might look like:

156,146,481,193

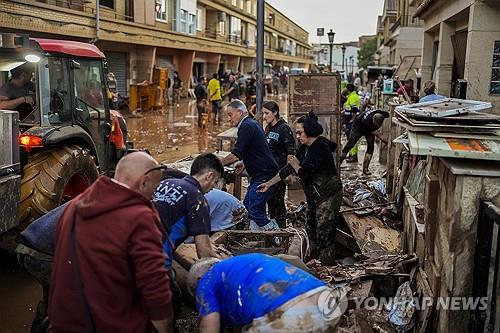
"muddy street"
126,97,288,164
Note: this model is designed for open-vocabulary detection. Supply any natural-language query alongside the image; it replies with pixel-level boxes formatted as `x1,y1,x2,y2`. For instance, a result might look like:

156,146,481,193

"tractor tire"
19,145,98,228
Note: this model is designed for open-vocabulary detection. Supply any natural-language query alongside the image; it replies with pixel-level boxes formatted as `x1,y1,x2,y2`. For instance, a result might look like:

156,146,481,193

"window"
490,40,500,94
74,60,105,112
180,10,188,33
155,0,168,22
218,21,225,35
196,8,203,32
38,58,71,125
229,16,241,42
268,13,275,25
231,0,237,6
188,13,196,34
99,0,114,9
246,0,252,13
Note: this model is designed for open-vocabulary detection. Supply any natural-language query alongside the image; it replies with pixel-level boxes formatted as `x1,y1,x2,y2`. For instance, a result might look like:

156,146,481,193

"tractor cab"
0,35,121,172
0,34,128,230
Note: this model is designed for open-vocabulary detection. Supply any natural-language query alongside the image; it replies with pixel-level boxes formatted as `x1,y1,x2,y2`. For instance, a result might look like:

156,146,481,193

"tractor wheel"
19,145,98,228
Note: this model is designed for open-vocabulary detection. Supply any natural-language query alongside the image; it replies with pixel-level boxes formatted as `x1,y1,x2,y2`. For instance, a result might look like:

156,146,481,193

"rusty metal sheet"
287,74,341,174
288,74,340,116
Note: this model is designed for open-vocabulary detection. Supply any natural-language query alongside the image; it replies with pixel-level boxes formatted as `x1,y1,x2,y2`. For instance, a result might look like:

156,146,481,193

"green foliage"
357,38,377,70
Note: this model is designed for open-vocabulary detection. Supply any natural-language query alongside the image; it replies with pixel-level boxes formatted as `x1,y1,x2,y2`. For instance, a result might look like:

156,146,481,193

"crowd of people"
7,61,449,332
18,90,378,332
192,70,288,126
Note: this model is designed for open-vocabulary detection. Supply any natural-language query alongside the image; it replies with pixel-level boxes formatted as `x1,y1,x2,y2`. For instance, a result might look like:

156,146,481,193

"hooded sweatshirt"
49,176,172,333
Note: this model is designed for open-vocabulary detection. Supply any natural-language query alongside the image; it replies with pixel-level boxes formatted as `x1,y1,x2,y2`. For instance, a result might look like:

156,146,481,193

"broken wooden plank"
416,268,434,333
424,174,439,258
362,227,401,254
342,211,401,255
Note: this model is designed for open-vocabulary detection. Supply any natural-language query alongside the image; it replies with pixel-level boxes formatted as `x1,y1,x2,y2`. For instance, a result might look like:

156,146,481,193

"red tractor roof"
33,38,105,59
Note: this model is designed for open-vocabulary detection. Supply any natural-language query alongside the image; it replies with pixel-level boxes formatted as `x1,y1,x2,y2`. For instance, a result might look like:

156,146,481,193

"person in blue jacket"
188,253,342,332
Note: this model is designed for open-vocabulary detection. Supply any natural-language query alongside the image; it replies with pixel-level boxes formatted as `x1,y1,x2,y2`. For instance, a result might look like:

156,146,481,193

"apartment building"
0,0,312,96
376,0,423,81
414,0,500,114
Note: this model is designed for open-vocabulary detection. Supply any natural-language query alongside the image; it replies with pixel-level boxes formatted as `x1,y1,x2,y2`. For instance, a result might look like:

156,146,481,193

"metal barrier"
471,201,500,332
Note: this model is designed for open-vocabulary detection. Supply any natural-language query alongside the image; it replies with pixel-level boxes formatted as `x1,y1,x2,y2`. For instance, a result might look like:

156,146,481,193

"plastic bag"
388,281,415,332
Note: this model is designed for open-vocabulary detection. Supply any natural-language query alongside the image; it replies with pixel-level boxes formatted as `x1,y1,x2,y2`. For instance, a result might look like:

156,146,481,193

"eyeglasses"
296,130,304,135
144,164,170,176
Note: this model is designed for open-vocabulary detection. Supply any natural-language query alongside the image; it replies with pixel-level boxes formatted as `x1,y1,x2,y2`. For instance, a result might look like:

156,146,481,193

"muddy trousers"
267,182,287,228
306,191,342,266
17,254,52,333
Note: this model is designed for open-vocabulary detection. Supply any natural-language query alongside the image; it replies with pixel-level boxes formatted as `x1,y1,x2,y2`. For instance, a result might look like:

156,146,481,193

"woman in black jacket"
258,111,342,265
262,101,296,228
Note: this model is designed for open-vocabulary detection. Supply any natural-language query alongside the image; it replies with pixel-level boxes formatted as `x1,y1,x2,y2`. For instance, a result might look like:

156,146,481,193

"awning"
408,132,500,161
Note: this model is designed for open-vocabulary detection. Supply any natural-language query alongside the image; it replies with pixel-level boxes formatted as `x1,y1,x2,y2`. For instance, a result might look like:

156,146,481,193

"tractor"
0,34,130,249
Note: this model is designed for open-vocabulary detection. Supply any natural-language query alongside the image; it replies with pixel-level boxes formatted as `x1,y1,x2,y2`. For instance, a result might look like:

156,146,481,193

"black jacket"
279,136,341,206
266,119,296,168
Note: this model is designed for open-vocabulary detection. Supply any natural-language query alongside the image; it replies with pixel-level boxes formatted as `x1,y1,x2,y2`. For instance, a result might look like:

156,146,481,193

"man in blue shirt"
205,189,248,231
154,153,224,269
188,254,343,332
221,100,279,229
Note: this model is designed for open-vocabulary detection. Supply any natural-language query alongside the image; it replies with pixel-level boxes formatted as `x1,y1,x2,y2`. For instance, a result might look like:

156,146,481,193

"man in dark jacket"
340,109,389,175
49,152,173,333
222,100,279,229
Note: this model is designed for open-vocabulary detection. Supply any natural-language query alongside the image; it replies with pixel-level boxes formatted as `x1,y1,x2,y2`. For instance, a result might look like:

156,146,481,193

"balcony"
35,0,133,21
36,0,86,12
390,15,423,32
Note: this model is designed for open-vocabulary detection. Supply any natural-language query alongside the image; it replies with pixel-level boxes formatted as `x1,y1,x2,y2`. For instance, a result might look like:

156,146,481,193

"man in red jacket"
49,152,173,333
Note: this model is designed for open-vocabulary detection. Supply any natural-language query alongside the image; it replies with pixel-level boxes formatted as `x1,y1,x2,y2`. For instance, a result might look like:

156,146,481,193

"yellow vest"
208,79,222,101
344,91,361,111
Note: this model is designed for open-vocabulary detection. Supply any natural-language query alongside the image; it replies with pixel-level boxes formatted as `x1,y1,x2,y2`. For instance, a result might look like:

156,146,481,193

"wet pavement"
0,251,40,333
126,95,289,164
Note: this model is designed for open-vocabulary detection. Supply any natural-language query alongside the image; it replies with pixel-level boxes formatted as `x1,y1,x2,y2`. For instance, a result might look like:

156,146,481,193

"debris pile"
394,98,500,160
308,253,417,284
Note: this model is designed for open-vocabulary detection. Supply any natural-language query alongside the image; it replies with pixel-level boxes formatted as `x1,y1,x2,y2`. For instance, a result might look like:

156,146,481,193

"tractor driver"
0,62,35,117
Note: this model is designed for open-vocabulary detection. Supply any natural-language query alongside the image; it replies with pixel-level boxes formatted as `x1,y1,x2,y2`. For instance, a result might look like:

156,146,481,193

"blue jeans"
244,180,274,227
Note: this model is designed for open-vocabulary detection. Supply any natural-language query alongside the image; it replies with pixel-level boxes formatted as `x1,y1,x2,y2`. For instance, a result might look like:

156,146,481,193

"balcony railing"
390,15,423,32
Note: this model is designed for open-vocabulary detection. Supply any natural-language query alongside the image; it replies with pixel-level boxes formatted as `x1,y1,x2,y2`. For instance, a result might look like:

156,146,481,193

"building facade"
376,0,424,81
0,0,312,97
414,0,500,114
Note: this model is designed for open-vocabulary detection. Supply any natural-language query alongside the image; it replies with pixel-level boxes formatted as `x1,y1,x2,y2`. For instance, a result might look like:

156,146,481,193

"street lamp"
327,29,335,73
341,44,346,71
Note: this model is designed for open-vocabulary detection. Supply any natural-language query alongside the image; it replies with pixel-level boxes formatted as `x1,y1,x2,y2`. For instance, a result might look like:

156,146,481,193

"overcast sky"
266,0,385,44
